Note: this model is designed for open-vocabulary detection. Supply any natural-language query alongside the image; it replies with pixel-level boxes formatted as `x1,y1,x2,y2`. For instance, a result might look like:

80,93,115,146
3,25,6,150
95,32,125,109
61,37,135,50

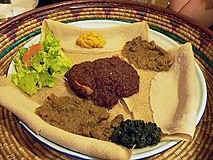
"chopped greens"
12,29,72,96
110,120,162,149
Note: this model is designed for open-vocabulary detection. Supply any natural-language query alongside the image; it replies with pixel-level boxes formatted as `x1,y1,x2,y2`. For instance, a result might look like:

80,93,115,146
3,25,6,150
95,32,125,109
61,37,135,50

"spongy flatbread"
122,42,197,141
123,69,157,122
41,19,149,54
150,43,197,141
0,19,198,159
0,78,132,160
0,20,151,160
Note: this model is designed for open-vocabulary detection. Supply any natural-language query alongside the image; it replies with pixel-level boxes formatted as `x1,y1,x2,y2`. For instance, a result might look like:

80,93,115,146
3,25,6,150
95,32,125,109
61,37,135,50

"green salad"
12,29,72,95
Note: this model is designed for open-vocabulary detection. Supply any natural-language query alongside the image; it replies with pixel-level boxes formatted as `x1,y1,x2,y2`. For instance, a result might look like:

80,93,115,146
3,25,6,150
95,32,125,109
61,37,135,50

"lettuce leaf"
11,29,72,95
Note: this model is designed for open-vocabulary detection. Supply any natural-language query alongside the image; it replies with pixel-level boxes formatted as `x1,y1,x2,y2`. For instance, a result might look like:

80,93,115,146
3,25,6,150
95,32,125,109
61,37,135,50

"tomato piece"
22,43,44,67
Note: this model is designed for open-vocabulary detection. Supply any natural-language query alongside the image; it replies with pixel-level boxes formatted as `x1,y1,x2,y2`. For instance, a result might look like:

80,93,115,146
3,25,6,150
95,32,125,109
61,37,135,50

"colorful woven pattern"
0,0,212,159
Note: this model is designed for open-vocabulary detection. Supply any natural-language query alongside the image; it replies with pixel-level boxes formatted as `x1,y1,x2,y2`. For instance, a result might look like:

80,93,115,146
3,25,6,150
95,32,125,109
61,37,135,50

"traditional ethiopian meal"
0,19,197,160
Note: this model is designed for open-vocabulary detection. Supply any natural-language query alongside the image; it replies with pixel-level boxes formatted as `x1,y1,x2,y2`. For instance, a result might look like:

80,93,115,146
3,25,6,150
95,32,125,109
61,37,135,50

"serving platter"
7,19,207,159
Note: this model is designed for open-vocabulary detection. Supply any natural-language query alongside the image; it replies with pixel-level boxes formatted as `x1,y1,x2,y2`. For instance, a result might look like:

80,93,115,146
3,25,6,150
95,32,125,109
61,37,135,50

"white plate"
8,20,207,160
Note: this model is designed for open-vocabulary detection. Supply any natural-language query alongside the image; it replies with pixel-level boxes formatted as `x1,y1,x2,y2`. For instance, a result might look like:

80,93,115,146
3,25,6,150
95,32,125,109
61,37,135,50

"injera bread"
0,20,152,160
123,69,157,122
40,20,155,123
0,19,198,159
0,80,132,160
150,42,197,141
123,42,197,141
41,19,149,54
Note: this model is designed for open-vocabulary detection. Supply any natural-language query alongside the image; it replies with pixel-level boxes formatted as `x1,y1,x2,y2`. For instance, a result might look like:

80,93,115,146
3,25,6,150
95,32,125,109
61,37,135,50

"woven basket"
0,0,212,159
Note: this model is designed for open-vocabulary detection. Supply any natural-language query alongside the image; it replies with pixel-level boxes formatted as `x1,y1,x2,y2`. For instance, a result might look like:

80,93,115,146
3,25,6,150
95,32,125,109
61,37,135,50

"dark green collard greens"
110,120,162,149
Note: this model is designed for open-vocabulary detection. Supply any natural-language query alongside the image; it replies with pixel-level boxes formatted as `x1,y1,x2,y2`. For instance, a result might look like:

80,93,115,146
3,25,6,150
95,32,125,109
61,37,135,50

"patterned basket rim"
0,0,212,37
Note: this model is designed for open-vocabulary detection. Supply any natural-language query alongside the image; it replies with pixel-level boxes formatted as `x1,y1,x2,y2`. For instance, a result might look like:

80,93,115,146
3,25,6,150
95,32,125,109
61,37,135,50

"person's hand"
169,0,213,28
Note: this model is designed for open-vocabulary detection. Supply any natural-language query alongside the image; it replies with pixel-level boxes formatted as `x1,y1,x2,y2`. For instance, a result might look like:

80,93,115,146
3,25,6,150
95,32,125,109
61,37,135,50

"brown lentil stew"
122,36,174,71
65,56,140,109
35,94,124,141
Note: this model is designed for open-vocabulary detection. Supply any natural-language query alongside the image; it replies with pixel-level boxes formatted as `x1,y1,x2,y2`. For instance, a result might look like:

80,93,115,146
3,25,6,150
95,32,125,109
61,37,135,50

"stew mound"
36,94,124,141
65,56,140,109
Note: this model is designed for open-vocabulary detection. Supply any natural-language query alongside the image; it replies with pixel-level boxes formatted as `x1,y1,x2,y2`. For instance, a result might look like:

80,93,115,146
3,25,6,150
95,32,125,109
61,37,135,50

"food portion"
35,93,162,149
41,19,149,53
36,94,124,141
121,36,174,120
111,120,162,149
32,82,162,149
76,32,106,48
0,85,132,160
12,29,72,95
65,56,140,109
0,19,199,160
150,43,197,141
122,36,174,71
